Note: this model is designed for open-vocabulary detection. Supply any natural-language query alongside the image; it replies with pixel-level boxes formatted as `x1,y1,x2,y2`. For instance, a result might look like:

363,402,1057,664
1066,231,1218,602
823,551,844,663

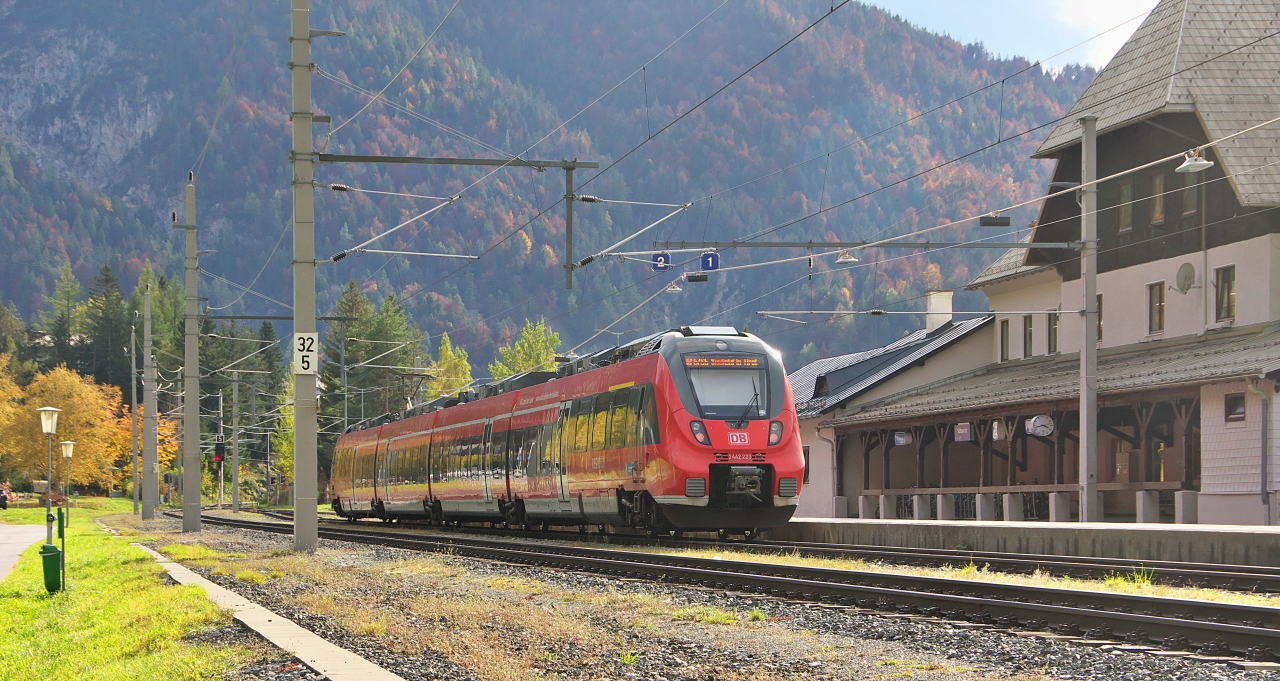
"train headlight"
689,420,710,445
768,420,784,446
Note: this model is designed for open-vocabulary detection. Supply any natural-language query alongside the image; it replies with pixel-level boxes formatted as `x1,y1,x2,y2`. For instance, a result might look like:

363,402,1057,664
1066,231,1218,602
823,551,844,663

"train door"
628,388,644,482
557,402,571,503
481,420,494,502
381,440,394,502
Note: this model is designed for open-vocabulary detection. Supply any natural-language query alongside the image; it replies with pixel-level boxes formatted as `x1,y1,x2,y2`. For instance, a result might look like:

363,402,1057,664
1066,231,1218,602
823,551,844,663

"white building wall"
1055,234,1280,354
983,271,1063,362
795,417,840,518
1198,378,1280,525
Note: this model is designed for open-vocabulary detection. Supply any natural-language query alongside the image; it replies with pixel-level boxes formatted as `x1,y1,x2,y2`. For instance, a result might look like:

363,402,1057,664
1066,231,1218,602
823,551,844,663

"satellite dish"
1175,262,1196,294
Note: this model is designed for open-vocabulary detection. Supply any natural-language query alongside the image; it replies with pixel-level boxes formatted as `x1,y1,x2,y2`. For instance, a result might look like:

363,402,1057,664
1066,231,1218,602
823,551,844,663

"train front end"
650,327,803,532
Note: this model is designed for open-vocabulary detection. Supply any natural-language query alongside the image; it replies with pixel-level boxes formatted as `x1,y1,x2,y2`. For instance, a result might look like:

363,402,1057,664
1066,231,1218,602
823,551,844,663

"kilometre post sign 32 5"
294,333,318,375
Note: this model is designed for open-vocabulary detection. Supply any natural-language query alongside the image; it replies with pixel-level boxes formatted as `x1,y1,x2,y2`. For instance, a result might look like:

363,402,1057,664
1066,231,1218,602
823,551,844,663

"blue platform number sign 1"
700,251,720,271
652,252,672,272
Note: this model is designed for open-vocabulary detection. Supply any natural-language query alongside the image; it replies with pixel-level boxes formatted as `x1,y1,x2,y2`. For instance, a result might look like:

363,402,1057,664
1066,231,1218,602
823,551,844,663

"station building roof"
1034,0,1280,207
820,320,1280,430
789,315,991,419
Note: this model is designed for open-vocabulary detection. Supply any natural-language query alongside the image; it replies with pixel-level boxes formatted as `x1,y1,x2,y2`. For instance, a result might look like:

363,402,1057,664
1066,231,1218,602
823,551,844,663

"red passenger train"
330,326,804,534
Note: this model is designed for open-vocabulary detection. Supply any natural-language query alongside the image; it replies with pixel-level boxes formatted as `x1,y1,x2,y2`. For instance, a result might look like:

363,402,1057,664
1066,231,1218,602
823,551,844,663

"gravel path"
144,519,1280,681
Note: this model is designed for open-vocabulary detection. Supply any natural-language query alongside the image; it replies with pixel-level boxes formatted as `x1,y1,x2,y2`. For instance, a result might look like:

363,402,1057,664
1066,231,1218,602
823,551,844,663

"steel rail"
195,513,1280,656
256,509,1280,592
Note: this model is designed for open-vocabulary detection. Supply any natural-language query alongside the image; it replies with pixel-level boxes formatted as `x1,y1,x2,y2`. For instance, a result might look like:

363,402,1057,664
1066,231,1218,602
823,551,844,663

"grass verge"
0,499,253,680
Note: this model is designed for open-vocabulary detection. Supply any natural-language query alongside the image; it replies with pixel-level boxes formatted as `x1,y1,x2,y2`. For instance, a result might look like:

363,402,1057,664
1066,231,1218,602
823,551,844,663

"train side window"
640,386,661,445
627,389,643,448
590,393,612,451
470,434,482,480
608,388,632,450
492,428,508,480
501,427,517,481
573,397,592,454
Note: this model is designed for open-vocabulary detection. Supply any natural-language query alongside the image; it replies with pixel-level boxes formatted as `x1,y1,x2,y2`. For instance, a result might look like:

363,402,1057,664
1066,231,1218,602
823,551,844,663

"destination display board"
684,356,762,369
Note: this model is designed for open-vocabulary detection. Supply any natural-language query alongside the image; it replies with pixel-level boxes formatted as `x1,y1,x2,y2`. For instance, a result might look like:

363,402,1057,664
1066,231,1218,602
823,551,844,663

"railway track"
253,508,1280,594
196,512,1280,660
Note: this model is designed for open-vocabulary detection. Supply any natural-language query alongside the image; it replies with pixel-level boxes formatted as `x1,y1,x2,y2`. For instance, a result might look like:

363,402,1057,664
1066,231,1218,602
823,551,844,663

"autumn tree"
488,319,560,381
3,365,128,490
428,333,472,398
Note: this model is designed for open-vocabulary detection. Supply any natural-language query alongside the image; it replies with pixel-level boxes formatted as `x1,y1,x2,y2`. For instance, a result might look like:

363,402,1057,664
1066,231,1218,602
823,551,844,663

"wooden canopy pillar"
937,422,955,488
1006,416,1022,486
882,429,894,489
975,420,993,486
1173,398,1200,490
1134,401,1156,483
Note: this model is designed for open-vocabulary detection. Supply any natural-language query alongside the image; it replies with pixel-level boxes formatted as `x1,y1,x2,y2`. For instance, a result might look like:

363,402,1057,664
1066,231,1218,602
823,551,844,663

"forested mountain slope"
0,0,1093,368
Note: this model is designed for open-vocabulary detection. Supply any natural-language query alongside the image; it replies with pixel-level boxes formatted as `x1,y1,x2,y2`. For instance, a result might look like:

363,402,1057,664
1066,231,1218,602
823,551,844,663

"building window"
1097,294,1104,342
802,446,811,484
1047,311,1059,354
1118,178,1133,232
1148,282,1165,334
1215,265,1236,321
999,319,1010,362
1150,171,1165,223
1225,393,1246,423
1183,172,1199,215
1022,315,1033,358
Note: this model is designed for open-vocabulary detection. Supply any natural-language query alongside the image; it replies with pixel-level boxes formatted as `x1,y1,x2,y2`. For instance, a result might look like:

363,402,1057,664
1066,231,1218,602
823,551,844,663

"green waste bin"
40,544,61,593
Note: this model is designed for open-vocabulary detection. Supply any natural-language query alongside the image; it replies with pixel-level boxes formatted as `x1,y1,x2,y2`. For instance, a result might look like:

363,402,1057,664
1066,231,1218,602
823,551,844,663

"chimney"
925,290,953,333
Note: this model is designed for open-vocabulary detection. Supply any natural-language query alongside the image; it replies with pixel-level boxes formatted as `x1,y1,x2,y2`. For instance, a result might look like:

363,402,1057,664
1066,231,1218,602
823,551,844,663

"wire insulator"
330,183,352,192
869,309,886,315
332,251,349,262
577,195,602,203
576,255,596,268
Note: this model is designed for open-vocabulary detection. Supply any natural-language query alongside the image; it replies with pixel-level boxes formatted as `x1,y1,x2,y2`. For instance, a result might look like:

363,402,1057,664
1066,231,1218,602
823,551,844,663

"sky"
871,0,1161,69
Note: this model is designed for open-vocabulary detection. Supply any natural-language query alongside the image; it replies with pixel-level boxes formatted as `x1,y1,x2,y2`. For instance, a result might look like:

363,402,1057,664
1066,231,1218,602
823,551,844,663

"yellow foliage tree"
3,366,125,488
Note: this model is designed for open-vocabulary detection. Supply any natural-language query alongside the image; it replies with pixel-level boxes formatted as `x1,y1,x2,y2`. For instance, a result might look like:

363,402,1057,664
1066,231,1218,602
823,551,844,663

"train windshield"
683,354,769,421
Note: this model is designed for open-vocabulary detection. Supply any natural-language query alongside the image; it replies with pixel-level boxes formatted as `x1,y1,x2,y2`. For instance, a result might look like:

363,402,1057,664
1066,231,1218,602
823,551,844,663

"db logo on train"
728,432,750,446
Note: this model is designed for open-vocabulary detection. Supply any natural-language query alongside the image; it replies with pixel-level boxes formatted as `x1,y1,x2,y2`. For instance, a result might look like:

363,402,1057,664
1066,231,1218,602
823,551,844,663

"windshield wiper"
732,378,759,429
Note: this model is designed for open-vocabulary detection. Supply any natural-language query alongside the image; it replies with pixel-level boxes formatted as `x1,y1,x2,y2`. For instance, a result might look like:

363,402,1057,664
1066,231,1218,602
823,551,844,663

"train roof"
339,326,749,437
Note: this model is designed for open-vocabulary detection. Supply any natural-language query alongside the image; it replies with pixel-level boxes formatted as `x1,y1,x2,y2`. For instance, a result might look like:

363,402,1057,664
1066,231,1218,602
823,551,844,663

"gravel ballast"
144,519,1280,681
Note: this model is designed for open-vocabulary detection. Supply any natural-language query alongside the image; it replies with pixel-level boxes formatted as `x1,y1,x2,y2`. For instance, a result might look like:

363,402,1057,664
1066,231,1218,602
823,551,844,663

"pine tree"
488,319,560,380
41,261,84,371
85,264,130,392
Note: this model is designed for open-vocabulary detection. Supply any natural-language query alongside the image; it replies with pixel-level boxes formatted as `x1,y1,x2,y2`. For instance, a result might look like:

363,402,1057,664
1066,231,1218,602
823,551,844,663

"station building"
793,0,1280,524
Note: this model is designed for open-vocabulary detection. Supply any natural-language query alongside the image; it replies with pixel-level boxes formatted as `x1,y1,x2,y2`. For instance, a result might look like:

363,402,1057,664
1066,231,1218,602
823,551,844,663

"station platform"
766,518,1280,567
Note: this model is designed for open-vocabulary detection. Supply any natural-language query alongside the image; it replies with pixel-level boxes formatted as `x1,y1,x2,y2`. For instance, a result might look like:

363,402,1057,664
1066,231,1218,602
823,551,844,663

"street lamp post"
60,440,74,590
37,407,60,546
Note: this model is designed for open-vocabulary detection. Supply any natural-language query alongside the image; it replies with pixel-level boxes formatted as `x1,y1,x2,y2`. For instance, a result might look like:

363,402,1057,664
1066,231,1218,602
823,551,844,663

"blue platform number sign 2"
700,251,720,271
652,252,672,272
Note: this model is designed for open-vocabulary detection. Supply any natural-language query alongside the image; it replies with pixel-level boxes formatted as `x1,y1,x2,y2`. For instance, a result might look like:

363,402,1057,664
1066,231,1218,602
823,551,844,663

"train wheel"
578,524,587,534
540,521,549,532
716,529,728,541
743,528,759,540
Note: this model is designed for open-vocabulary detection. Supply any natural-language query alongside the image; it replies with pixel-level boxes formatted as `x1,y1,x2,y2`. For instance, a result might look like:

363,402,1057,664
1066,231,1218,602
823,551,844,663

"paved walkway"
0,524,48,580
136,544,404,681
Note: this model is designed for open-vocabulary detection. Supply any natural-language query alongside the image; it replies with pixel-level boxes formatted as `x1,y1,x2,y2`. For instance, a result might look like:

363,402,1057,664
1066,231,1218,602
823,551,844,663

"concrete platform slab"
136,544,403,681
0,524,47,580
769,518,1280,566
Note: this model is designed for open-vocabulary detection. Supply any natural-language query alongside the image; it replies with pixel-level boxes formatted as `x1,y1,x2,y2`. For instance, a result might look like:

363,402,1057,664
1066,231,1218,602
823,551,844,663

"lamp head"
665,280,683,294
37,406,61,435
60,441,74,460
1176,151,1214,174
